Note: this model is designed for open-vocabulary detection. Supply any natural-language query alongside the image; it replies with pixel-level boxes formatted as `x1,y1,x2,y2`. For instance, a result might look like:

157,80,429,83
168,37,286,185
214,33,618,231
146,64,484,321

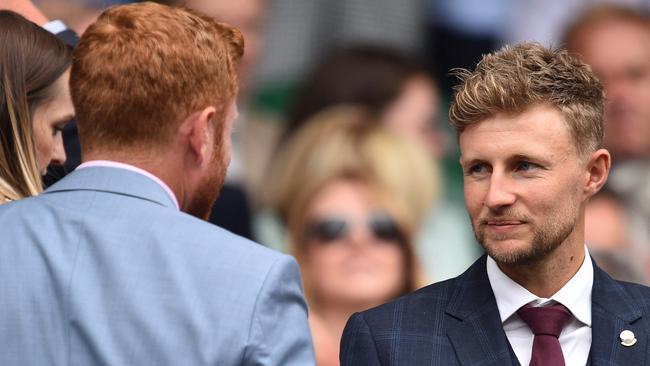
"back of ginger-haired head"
70,2,244,158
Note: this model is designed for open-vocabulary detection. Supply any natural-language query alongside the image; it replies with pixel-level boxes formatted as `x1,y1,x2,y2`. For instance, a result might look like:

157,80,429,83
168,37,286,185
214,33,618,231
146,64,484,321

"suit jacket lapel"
446,255,520,366
44,166,178,209
589,262,645,366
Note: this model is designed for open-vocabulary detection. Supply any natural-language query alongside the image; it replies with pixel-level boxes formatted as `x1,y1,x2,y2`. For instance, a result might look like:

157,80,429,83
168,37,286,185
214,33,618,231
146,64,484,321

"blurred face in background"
301,179,406,310
571,19,650,160
31,70,73,174
381,75,444,157
585,192,630,251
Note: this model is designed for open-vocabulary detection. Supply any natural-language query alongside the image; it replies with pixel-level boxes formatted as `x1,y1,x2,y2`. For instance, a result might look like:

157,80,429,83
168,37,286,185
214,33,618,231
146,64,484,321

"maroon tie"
517,303,572,366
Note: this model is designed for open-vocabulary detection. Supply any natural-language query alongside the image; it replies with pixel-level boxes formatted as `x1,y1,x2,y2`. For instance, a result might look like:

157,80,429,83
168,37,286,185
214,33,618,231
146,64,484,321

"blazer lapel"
589,262,645,366
446,255,520,366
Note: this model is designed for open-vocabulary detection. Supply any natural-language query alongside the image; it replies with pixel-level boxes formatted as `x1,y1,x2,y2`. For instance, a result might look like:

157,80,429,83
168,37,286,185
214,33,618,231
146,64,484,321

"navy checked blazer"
341,255,650,366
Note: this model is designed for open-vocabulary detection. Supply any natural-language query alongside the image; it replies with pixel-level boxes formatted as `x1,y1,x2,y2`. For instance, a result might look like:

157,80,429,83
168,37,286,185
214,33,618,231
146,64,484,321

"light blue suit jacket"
0,167,315,365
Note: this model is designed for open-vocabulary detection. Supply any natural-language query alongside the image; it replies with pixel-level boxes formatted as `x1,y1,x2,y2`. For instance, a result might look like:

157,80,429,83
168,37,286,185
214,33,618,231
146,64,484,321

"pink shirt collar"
76,160,180,210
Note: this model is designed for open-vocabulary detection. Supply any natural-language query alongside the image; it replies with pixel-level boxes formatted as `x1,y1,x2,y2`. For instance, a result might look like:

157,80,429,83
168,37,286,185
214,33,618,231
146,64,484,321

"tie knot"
517,303,572,338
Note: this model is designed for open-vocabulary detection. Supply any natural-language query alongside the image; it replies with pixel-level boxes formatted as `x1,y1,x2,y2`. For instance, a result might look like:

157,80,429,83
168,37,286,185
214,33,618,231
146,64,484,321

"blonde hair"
449,42,604,158
267,106,438,293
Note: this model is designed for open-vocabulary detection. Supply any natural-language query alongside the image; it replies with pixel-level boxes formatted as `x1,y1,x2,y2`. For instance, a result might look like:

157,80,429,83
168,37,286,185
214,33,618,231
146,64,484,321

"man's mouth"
485,220,526,226
481,220,528,234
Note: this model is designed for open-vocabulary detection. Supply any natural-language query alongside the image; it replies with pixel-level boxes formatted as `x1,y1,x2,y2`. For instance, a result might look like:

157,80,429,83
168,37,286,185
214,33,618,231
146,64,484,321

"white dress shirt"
486,247,593,366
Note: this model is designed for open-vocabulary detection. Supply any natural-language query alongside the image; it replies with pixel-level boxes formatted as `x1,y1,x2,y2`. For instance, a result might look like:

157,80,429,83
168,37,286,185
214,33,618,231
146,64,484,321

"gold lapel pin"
620,330,637,347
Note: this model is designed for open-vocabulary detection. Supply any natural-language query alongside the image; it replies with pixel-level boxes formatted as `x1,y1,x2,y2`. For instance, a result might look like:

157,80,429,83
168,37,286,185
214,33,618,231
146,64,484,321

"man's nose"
484,173,516,210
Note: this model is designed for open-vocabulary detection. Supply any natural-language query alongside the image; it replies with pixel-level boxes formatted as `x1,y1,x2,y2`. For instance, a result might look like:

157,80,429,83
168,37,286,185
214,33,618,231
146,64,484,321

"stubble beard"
186,146,228,220
472,208,578,266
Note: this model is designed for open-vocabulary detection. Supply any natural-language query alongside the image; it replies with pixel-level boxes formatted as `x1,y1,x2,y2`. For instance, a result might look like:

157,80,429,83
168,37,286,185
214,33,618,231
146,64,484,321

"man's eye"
517,161,538,171
467,164,488,175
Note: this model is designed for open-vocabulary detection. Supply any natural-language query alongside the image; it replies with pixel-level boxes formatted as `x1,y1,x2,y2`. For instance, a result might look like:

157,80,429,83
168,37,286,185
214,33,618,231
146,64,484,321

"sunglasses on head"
304,212,405,244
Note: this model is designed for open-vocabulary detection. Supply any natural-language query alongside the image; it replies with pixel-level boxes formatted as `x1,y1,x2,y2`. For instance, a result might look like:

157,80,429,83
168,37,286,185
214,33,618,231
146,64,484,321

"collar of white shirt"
486,246,593,326
76,160,180,210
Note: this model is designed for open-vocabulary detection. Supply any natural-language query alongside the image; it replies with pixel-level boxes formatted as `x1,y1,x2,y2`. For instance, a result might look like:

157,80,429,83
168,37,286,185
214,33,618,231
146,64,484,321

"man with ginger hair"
0,3,314,365
340,43,650,365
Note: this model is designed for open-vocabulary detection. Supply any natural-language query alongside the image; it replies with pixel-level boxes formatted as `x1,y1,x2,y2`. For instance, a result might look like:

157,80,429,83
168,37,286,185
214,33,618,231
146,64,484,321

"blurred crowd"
6,0,650,364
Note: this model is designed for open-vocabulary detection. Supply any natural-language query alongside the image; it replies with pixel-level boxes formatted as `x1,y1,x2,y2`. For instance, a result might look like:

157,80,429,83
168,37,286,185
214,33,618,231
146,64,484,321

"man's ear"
584,148,611,199
185,106,216,166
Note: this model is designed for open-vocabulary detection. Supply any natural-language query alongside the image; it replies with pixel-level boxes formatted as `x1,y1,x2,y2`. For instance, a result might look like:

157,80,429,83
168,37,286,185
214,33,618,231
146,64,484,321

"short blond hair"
267,106,438,294
449,42,604,157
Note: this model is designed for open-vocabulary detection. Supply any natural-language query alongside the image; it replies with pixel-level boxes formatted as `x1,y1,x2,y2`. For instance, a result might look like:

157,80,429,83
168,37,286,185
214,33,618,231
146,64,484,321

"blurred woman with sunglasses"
267,106,437,366
0,10,73,203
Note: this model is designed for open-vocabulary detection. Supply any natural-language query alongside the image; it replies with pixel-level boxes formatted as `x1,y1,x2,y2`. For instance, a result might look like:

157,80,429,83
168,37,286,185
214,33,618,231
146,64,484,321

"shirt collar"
76,160,179,210
487,246,593,326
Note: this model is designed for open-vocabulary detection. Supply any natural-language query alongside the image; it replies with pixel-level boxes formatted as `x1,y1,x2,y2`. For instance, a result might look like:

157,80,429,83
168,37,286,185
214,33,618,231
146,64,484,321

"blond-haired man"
340,43,650,366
